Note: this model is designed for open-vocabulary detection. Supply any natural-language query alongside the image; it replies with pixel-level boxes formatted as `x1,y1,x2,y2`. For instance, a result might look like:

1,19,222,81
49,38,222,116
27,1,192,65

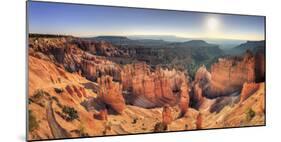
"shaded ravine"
46,101,70,139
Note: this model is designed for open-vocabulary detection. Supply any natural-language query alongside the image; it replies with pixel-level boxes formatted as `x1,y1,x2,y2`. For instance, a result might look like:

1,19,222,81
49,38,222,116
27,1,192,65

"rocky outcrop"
74,39,128,57
190,65,210,109
97,76,126,114
29,35,124,78
121,63,190,113
194,65,211,84
81,54,122,82
196,113,203,129
72,85,83,98
207,52,255,97
191,51,259,99
29,36,126,60
65,85,74,96
29,36,73,62
192,51,265,100
240,82,260,102
29,36,84,73
65,85,87,100
79,87,88,98
179,82,189,116
94,109,108,121
162,105,173,126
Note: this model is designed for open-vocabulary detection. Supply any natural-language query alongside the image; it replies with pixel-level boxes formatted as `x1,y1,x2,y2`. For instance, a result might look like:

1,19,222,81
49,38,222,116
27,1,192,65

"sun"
206,17,220,32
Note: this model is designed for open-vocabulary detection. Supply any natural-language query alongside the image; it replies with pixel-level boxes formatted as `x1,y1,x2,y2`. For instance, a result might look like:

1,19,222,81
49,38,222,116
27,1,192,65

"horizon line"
29,33,265,41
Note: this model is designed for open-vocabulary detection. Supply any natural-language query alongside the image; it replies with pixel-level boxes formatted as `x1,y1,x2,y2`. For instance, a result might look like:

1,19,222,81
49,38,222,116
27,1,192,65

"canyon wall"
194,51,264,98
121,63,190,115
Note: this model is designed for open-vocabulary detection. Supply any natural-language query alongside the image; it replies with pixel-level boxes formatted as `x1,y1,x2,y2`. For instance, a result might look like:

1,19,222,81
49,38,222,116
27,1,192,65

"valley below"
28,34,265,141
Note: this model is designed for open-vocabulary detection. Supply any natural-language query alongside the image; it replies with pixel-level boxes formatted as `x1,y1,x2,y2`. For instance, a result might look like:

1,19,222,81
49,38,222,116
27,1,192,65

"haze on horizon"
28,1,265,41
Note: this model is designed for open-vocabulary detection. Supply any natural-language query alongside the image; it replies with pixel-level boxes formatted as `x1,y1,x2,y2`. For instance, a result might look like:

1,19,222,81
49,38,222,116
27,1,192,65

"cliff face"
29,37,82,69
192,51,264,100
203,52,264,98
97,75,126,114
208,54,255,97
120,63,190,115
81,53,122,82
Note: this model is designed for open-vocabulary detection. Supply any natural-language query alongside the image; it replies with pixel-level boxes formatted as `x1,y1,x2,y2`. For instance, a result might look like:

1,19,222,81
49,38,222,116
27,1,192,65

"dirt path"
46,101,70,139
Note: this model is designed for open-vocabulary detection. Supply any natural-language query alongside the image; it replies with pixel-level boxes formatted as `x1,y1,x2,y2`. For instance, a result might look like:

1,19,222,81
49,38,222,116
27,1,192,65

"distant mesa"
229,40,265,55
93,36,130,42
237,40,265,47
182,40,216,47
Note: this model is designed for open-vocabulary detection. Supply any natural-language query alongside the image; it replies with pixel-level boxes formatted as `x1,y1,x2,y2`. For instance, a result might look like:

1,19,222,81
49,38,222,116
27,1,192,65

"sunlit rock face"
120,63,190,114
192,51,264,99
162,105,173,126
97,75,126,114
81,53,122,82
195,52,255,98
179,88,189,116
240,82,260,102
208,55,255,97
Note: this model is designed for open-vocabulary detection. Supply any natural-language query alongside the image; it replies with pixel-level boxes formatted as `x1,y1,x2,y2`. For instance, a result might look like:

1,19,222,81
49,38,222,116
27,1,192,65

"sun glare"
206,17,220,31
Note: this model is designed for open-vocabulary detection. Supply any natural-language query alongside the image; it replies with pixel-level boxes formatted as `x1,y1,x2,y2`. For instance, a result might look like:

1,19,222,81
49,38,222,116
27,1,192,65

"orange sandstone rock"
196,113,203,129
65,85,74,96
179,83,189,117
98,76,126,114
162,105,173,126
94,109,108,121
240,82,260,102
122,63,190,109
72,85,83,98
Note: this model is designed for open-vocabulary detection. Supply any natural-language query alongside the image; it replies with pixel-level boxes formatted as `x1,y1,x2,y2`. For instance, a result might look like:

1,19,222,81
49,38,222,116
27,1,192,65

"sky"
28,1,265,40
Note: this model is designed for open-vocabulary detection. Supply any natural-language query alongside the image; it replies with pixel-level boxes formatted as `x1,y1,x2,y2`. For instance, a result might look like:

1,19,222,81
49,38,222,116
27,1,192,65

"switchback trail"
46,101,70,139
